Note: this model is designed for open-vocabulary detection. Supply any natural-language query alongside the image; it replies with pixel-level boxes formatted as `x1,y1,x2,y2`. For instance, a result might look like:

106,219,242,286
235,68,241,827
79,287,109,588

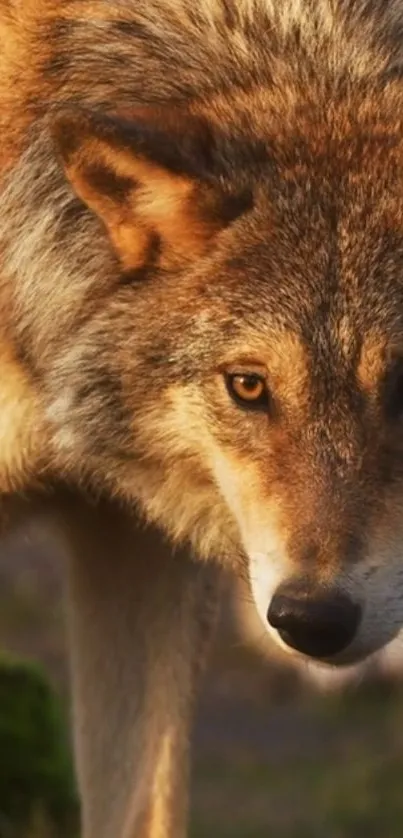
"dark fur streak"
220,0,240,31
112,20,150,39
218,188,254,225
57,199,89,237
78,366,135,460
13,339,42,385
43,53,72,77
75,366,130,427
46,19,77,42
84,164,134,202
56,124,81,159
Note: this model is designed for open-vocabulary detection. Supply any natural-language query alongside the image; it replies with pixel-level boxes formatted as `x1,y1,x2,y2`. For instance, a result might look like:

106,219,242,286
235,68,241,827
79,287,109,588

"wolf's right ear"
51,108,245,271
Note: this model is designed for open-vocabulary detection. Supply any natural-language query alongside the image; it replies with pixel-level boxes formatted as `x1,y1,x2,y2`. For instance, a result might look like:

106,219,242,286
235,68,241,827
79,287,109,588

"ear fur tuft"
51,108,225,270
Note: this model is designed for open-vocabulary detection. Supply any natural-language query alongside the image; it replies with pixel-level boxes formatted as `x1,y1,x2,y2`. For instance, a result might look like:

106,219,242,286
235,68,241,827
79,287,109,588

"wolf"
2,0,403,835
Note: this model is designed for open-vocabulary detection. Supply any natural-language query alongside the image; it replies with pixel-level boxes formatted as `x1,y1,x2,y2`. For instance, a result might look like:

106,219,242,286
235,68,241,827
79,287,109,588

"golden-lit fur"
3,1,403,836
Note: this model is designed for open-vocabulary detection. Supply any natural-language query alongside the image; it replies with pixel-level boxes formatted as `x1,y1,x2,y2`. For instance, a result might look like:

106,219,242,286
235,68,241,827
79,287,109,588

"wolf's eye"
225,373,269,411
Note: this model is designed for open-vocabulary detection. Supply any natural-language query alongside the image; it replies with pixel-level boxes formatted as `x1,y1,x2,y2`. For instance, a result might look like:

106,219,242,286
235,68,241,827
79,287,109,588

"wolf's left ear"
52,108,246,271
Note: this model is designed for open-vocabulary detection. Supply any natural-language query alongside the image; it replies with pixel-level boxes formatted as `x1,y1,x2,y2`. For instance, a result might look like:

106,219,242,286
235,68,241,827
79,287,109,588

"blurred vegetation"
191,680,403,838
0,655,79,838
2,543,403,838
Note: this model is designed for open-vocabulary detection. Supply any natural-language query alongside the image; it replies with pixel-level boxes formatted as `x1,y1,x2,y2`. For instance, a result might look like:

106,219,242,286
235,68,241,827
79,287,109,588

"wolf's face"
33,86,403,668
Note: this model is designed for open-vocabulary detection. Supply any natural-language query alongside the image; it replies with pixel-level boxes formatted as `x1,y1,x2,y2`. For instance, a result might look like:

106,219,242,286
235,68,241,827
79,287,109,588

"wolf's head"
5,1,403,670
42,85,403,670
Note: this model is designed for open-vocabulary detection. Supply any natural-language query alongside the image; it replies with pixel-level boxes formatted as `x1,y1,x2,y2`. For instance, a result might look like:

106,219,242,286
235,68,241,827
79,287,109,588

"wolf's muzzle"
267,580,362,659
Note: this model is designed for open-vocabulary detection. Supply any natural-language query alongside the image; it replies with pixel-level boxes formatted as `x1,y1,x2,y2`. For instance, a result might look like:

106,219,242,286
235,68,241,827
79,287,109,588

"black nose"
267,581,362,659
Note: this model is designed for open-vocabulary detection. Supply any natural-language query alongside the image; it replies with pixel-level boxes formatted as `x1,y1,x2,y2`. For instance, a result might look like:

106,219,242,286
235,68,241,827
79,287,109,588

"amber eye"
225,373,269,411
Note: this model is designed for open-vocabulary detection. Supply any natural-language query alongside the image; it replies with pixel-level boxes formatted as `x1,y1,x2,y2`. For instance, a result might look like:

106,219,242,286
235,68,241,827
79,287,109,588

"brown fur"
3,1,403,835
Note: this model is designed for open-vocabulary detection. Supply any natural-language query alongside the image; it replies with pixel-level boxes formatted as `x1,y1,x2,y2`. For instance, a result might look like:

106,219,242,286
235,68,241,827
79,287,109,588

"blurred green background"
1,532,403,838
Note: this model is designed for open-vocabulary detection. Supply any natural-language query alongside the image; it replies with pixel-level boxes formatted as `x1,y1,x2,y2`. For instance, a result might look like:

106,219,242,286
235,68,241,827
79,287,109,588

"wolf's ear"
52,108,244,271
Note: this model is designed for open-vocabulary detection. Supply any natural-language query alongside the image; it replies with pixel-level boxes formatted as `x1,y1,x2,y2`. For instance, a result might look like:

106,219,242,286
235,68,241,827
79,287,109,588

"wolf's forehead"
220,225,403,330
222,174,403,331
214,288,401,384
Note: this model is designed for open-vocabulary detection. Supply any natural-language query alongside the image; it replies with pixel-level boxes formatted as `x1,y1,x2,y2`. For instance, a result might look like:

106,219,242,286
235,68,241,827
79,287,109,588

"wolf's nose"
267,581,362,658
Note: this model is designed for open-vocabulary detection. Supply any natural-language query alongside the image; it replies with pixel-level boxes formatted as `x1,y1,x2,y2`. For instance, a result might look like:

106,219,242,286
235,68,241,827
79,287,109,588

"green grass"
2,567,403,838
0,655,79,838
1,661,403,837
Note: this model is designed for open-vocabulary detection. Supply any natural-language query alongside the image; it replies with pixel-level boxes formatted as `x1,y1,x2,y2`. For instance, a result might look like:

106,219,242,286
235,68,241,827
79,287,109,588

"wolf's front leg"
62,497,220,838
